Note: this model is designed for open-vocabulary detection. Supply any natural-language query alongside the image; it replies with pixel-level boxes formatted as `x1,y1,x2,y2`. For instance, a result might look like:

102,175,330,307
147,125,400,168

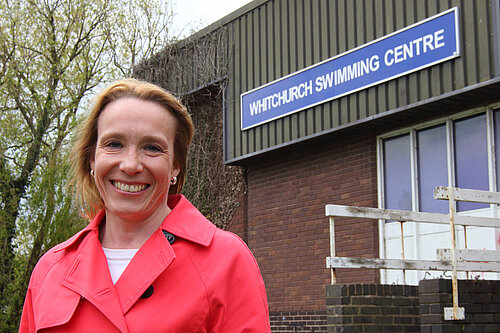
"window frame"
377,101,500,284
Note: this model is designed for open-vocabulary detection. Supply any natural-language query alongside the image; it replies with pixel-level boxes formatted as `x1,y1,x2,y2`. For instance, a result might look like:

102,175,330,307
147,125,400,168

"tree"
0,0,174,330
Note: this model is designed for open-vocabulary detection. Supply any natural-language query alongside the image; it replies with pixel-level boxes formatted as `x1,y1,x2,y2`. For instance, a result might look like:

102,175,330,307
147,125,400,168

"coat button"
162,230,175,244
141,285,154,299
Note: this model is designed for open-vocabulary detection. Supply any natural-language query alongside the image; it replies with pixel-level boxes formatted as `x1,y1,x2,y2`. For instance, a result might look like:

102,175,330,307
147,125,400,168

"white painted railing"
325,186,500,321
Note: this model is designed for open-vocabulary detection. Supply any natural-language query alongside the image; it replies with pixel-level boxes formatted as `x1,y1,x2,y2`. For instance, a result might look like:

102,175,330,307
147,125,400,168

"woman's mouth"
112,181,148,193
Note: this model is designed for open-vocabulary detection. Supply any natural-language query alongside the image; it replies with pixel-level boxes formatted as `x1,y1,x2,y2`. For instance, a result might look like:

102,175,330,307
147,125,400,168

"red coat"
20,195,271,332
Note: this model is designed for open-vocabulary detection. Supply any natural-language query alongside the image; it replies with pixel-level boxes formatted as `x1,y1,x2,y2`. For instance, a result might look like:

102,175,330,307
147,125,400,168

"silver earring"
90,169,95,177
170,176,177,185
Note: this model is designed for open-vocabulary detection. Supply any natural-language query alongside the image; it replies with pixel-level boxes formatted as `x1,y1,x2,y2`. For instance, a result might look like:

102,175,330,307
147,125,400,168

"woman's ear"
172,160,180,178
90,153,95,174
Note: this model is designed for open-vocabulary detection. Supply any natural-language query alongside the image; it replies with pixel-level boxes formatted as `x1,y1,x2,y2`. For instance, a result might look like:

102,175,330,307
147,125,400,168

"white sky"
170,0,254,38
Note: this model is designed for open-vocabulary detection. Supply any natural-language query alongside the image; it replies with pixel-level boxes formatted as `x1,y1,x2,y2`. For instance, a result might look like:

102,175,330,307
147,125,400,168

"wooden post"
447,187,463,320
400,221,406,284
329,216,336,284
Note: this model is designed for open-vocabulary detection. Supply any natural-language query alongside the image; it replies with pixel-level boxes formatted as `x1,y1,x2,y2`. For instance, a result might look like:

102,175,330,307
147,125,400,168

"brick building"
137,0,500,331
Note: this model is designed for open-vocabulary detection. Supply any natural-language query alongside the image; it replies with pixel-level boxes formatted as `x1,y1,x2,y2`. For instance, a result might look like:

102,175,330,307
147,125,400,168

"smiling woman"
19,79,271,332
71,80,194,217
91,98,180,249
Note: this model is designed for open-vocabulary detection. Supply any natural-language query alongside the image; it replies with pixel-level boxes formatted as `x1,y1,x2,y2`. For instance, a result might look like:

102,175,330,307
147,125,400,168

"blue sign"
240,7,460,130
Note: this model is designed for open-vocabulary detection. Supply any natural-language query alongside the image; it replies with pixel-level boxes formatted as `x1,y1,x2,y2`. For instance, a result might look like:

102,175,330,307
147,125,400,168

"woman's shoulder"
29,227,91,288
211,228,249,251
204,228,261,268
191,227,268,318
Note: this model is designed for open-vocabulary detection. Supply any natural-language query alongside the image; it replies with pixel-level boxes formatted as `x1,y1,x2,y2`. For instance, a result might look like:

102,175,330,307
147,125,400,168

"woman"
20,79,271,332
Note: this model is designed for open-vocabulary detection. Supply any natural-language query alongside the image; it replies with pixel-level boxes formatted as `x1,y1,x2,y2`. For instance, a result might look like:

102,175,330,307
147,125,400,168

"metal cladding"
223,0,499,163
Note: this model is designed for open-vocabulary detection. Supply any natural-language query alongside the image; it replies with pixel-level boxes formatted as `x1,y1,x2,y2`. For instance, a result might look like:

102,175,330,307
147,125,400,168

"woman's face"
90,97,180,222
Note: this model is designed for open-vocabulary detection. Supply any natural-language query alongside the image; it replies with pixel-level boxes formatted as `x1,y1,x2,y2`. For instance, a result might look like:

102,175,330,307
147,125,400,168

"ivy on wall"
134,27,245,230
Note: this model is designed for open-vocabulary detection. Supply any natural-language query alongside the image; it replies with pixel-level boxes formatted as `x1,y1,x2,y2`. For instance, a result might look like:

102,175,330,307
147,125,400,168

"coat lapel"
114,229,176,314
61,230,129,333
56,195,211,329
111,195,211,314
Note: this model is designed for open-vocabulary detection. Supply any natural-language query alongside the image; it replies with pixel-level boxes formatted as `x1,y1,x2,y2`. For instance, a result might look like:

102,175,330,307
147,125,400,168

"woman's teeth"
113,181,146,193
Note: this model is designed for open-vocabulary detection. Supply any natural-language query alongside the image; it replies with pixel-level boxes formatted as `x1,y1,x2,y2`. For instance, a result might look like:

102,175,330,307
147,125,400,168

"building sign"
240,7,460,130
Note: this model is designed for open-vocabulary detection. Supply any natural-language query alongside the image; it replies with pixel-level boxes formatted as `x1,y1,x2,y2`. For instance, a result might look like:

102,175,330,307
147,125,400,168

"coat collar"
162,194,216,247
55,194,215,330
60,217,176,329
56,194,216,253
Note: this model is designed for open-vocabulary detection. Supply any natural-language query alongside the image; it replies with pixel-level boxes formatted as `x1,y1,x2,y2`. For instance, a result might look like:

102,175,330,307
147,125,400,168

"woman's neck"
99,206,171,249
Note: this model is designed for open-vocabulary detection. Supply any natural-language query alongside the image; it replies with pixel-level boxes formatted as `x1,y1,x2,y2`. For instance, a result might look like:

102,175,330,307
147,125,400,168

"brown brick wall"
227,191,248,243
235,133,379,313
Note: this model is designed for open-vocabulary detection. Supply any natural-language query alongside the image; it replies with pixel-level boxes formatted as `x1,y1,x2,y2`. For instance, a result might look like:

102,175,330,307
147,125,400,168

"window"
383,135,411,212
417,124,448,214
454,114,489,211
378,106,500,284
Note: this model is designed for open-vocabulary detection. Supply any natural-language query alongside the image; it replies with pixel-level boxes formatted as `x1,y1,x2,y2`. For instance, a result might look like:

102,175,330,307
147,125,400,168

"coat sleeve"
19,288,36,333
205,231,271,333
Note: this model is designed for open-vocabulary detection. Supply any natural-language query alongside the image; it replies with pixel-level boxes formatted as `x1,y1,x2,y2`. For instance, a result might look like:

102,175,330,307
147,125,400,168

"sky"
170,0,254,38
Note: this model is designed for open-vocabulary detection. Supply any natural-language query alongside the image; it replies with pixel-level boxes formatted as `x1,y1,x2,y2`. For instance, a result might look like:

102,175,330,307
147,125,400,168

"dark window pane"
494,109,500,191
383,134,411,212
417,125,448,213
454,114,488,211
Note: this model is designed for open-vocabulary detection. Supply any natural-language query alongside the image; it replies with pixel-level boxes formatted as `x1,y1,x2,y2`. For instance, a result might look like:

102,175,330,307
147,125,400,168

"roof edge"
175,0,268,46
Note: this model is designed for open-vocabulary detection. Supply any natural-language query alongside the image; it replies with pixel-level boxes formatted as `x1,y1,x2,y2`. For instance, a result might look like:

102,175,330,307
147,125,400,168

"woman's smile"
111,181,149,193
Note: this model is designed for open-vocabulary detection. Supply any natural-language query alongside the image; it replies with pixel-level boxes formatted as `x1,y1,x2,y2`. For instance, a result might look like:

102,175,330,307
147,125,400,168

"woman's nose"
119,149,143,175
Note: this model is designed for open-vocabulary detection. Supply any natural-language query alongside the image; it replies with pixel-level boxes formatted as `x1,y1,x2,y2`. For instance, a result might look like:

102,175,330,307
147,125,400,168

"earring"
170,176,177,185
90,169,95,177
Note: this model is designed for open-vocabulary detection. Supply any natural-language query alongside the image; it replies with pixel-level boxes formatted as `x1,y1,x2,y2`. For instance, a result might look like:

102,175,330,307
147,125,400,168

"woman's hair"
69,79,194,218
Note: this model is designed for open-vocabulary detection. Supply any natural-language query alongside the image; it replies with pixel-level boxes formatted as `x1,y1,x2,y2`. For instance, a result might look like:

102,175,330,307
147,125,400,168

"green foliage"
1,152,86,332
0,0,174,330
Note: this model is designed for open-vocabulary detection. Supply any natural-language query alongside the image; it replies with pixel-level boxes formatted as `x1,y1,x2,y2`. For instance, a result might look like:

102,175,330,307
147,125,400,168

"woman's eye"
106,141,122,149
145,144,162,152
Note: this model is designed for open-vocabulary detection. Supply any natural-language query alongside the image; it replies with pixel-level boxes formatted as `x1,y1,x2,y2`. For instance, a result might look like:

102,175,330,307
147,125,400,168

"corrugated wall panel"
265,3,275,148
225,0,499,163
317,0,328,131
228,21,239,160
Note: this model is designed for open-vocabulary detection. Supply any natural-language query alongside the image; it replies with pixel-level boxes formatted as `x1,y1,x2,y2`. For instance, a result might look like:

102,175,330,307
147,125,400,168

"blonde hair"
69,79,194,218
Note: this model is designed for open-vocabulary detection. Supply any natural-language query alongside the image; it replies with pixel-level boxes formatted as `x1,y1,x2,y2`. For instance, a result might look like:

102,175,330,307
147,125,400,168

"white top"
102,247,139,284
